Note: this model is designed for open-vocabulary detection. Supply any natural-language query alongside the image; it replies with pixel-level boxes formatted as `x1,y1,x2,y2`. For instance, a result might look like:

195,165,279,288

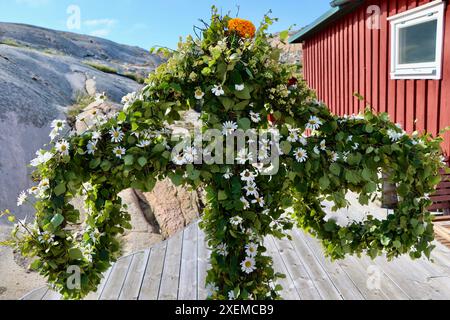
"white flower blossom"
251,196,265,208
49,128,59,141
236,149,252,164
137,140,151,148
172,154,186,165
206,283,218,298
241,257,256,274
320,140,326,151
244,183,259,197
51,119,66,131
330,151,339,163
183,147,198,163
235,84,245,91
222,121,238,136
109,127,124,143
55,140,70,156
230,216,243,226
249,111,261,123
223,168,233,180
17,191,27,207
121,92,138,111
306,116,323,131
228,291,236,300
294,148,308,163
87,141,97,155
30,151,53,167
287,130,299,143
113,146,126,159
217,243,228,257
212,85,225,97
241,197,250,210
240,169,257,183
194,88,205,100
245,243,259,257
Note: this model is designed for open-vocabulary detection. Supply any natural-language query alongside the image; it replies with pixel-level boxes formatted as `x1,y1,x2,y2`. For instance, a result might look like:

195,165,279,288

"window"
388,0,446,80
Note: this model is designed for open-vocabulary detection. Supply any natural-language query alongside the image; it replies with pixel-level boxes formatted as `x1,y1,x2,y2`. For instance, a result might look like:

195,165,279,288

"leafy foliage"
1,7,446,300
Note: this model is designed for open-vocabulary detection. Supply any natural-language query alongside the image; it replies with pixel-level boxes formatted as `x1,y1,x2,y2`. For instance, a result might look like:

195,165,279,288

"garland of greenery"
1,8,446,300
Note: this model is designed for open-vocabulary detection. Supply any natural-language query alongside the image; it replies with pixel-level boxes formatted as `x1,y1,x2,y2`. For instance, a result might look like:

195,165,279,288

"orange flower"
228,18,256,39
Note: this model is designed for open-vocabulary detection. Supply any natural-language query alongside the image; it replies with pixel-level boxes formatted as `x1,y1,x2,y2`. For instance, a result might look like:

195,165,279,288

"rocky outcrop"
135,180,202,238
0,23,161,223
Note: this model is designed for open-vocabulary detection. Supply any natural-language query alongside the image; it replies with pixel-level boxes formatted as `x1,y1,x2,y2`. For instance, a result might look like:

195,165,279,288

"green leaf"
238,118,251,131
101,160,112,171
330,163,341,176
89,158,101,169
54,183,66,196
124,154,134,166
218,190,228,201
68,248,83,260
319,175,330,189
152,144,166,154
279,30,289,42
234,87,251,100
138,157,148,167
117,112,127,122
218,97,235,111
50,214,64,228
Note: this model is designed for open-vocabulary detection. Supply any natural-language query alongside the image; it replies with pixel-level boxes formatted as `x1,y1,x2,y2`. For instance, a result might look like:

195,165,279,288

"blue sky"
0,0,331,50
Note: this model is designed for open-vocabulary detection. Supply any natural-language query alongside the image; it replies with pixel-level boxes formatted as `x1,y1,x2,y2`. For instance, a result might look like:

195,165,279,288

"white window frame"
388,0,446,80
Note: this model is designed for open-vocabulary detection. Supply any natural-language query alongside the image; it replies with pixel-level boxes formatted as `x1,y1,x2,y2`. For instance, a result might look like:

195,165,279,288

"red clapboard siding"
302,0,450,157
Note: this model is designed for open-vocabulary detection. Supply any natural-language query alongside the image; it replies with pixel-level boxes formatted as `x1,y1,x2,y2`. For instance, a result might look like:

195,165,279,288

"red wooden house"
290,0,450,211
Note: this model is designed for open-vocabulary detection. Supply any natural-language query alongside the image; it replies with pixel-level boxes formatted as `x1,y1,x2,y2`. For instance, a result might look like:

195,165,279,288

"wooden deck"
22,221,450,300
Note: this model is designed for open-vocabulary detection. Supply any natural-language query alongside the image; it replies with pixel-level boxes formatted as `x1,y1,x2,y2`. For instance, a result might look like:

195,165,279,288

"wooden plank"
338,255,409,300
197,224,210,300
119,250,150,300
178,223,199,300
99,254,133,300
21,286,48,300
84,266,113,300
139,241,167,300
265,236,301,300
372,255,450,300
158,230,183,300
41,289,61,300
435,224,450,243
273,236,321,300
300,232,364,300
290,229,342,300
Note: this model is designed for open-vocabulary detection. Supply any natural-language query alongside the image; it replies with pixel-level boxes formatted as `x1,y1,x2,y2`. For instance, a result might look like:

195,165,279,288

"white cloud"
84,19,117,38
89,29,111,37
84,19,117,28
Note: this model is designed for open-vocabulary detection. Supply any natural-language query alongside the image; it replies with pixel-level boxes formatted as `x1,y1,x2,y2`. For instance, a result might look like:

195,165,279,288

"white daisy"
223,168,234,180
113,146,126,159
28,186,40,196
206,283,218,298
236,149,252,164
287,130,299,143
245,243,259,257
320,140,327,151
306,116,323,131
294,148,308,163
387,129,403,142
137,140,151,148
235,84,245,91
91,131,101,140
51,119,66,131
251,196,265,208
240,169,257,183
230,216,243,226
30,151,53,167
49,128,59,141
244,183,259,197
212,85,225,97
55,140,70,156
172,154,186,165
330,151,339,163
249,111,261,123
222,121,238,136
217,243,228,257
241,197,250,210
299,135,308,146
228,291,236,300
194,88,205,100
183,146,198,163
87,141,97,155
109,127,124,143
241,257,256,274
17,191,27,207
38,178,50,192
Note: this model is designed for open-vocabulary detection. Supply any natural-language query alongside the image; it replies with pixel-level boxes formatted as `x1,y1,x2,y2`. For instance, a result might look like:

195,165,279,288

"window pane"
399,19,437,64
